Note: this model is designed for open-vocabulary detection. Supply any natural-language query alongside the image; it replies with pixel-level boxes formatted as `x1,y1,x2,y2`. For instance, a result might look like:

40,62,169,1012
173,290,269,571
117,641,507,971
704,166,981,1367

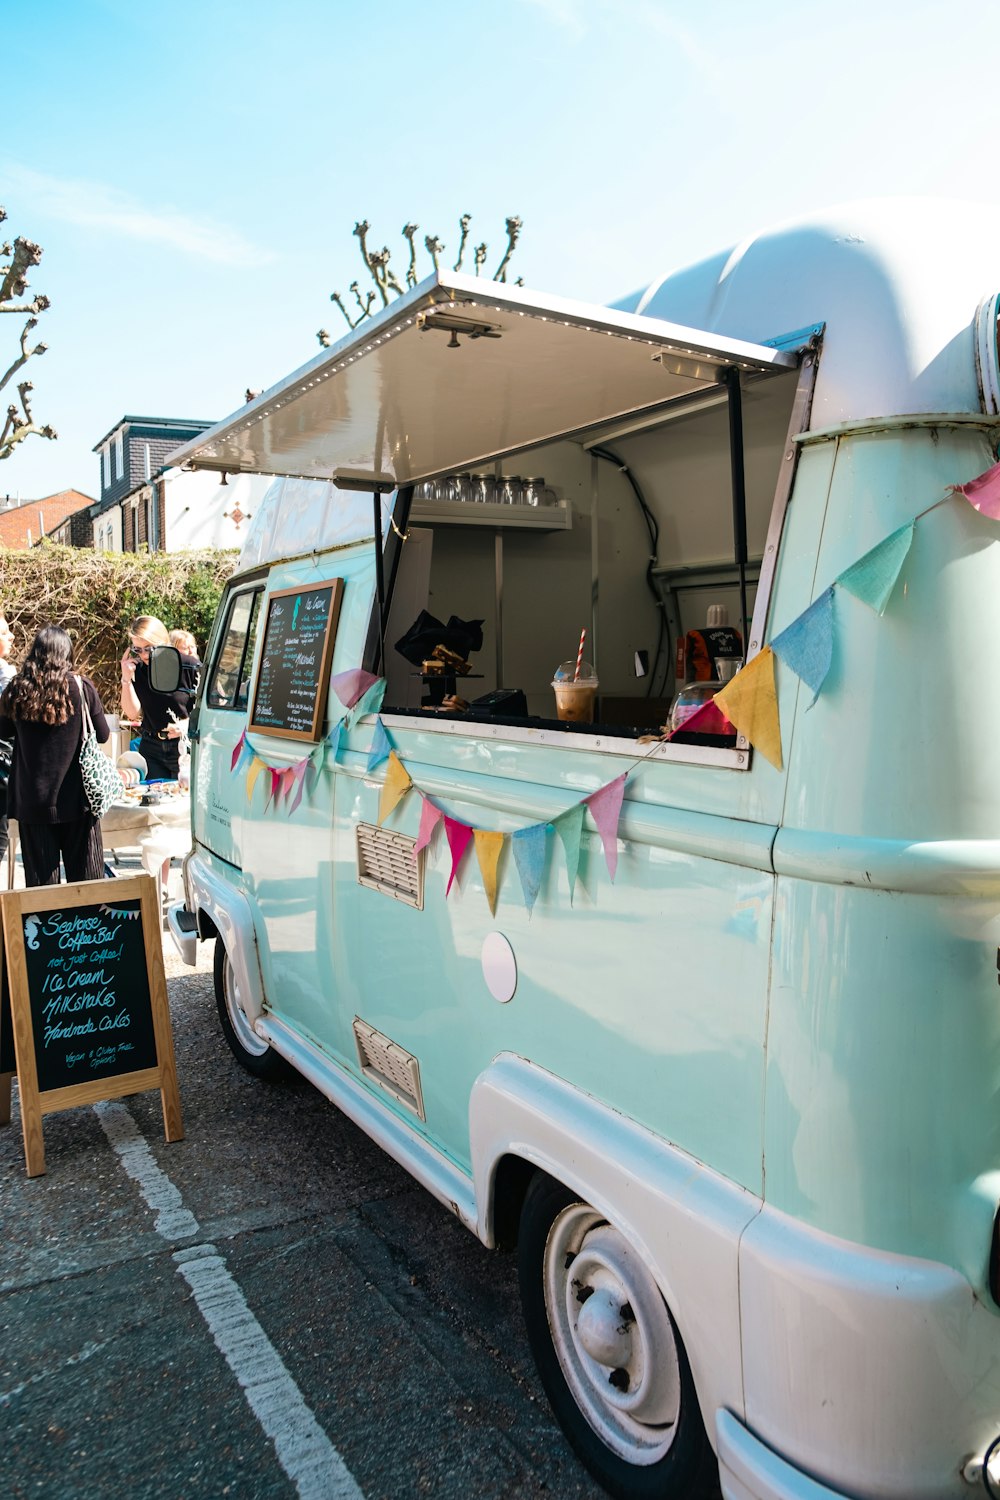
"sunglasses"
129,646,152,659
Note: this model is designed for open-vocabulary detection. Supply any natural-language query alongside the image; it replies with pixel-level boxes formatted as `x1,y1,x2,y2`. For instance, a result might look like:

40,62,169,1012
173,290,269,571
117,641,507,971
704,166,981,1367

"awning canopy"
170,273,798,487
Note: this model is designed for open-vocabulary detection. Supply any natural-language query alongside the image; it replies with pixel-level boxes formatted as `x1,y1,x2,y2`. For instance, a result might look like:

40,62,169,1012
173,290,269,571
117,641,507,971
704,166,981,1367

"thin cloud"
516,0,590,36
2,165,274,267
516,0,733,98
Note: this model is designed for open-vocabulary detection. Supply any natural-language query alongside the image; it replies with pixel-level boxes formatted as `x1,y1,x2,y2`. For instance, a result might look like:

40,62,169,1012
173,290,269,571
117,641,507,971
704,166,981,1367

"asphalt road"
1,876,723,1500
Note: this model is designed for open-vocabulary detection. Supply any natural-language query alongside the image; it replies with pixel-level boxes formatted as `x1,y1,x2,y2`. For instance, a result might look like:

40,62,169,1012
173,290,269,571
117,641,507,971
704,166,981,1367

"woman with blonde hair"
120,613,199,781
169,628,200,663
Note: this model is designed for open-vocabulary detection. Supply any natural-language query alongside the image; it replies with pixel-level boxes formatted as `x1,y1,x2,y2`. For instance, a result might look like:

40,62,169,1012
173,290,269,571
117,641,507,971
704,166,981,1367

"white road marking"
94,1099,364,1500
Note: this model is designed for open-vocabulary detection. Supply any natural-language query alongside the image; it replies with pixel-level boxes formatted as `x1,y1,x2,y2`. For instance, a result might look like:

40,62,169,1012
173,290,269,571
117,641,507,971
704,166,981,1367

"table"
7,792,192,890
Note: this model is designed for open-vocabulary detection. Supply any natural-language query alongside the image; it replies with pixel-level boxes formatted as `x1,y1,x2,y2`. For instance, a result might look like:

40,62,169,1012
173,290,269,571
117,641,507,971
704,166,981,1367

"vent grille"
353,1018,425,1120
356,821,424,908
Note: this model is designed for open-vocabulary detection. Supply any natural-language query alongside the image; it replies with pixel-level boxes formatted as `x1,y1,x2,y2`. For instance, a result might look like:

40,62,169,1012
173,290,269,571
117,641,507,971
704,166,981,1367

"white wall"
164,470,271,552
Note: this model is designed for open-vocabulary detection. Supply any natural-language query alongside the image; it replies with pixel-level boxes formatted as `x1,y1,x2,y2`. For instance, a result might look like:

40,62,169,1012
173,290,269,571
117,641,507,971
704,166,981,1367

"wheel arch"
186,851,266,1022
470,1052,761,1443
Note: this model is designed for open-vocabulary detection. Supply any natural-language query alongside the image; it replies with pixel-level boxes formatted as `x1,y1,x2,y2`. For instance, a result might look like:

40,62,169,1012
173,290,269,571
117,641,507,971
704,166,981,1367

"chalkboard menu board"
21,898,157,1093
249,578,344,742
0,875,183,1177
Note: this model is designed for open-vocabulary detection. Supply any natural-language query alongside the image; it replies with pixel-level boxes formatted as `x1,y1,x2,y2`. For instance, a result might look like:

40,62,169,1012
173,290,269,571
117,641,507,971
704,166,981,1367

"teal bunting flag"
512,823,548,915
367,718,391,772
836,521,914,615
353,677,387,720
326,719,345,762
554,804,585,904
772,587,835,707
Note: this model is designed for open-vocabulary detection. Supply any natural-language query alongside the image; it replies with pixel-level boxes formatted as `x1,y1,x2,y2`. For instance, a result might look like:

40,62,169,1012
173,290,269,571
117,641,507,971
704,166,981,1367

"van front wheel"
214,939,288,1081
518,1172,710,1499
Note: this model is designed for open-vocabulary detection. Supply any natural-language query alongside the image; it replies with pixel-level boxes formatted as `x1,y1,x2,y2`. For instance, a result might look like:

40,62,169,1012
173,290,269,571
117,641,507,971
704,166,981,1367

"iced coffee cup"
551,660,598,723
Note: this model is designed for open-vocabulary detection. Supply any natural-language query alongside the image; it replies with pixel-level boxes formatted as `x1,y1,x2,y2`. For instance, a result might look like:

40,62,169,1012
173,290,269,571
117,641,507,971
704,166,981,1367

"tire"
518,1172,711,1500
213,938,289,1081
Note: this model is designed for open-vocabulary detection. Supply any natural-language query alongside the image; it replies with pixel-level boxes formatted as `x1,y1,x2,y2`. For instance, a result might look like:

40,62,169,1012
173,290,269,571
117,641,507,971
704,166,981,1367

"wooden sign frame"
0,874,183,1177
248,578,344,742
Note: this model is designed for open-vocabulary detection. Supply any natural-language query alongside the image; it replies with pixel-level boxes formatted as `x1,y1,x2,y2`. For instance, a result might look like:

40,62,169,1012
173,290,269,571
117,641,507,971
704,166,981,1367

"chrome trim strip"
773,828,1000,897
795,411,1000,445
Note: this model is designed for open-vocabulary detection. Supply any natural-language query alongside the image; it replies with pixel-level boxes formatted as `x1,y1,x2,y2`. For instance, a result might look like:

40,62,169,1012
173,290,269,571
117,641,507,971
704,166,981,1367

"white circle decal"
482,932,517,1003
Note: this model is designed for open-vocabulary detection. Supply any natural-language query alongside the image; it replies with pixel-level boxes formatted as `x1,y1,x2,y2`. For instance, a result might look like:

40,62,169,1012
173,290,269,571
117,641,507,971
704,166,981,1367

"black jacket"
0,675,109,823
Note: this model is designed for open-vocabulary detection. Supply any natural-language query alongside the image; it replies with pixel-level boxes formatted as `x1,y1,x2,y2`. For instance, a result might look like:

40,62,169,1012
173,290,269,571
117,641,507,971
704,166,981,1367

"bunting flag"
554,803,585,903
771,586,835,707
288,760,309,815
443,815,473,895
836,521,913,615
950,457,1000,520
414,796,443,857
378,750,411,825
665,694,732,739
266,767,283,809
584,773,627,882
351,677,387,721
367,718,392,772
474,830,505,915
512,823,548,915
714,647,783,769
280,766,298,804
230,730,247,773
246,755,265,804
326,719,345,764
331,668,379,709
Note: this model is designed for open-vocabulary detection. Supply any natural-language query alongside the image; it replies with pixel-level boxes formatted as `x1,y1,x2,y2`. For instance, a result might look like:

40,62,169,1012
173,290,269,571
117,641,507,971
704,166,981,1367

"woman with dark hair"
0,624,112,887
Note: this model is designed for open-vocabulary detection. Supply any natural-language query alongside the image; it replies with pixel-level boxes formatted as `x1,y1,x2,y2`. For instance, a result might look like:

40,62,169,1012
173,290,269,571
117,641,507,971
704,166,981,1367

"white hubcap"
544,1205,682,1465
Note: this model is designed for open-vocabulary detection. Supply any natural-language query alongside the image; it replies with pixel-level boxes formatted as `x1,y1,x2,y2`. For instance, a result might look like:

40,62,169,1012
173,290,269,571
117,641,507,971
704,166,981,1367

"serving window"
378,361,805,759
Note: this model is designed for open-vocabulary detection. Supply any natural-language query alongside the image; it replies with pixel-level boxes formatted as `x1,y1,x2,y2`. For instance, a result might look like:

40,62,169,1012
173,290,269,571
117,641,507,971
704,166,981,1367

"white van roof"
623,197,1000,427
170,275,795,489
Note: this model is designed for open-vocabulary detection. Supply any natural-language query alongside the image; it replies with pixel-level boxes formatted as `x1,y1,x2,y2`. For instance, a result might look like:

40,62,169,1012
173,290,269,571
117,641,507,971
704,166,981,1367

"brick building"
0,489,96,549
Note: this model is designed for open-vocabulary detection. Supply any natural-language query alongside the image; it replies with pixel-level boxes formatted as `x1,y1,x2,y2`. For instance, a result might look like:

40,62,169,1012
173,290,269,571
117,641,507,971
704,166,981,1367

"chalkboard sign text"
249,579,344,742
0,875,183,1177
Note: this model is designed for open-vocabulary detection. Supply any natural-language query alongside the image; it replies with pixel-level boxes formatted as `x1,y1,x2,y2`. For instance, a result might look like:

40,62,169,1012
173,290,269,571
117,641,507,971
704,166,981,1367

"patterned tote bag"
76,676,121,818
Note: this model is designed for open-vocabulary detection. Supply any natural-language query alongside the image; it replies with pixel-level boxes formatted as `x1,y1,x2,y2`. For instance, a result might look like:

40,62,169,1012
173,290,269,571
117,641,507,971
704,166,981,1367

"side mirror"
148,644,182,694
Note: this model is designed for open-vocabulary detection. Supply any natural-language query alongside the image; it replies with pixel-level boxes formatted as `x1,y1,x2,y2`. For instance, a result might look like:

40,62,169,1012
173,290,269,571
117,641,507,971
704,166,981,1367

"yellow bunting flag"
378,750,412,825
246,755,264,804
473,830,505,915
713,646,783,770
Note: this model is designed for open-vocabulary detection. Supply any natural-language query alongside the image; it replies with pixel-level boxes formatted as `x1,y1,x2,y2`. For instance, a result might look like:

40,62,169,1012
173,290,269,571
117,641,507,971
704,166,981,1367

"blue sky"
3,0,998,501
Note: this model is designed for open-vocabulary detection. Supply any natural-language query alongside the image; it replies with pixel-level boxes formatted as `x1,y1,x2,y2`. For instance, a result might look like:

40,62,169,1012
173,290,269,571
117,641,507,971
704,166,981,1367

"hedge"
0,543,238,709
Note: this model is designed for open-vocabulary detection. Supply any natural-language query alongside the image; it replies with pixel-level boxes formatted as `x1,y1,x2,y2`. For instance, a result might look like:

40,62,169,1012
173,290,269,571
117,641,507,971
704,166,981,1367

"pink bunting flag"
414,796,443,858
331,668,379,709
664,695,732,739
230,730,246,773
584,773,627,882
443,815,474,896
280,766,298,804
288,760,310,815
950,458,1000,520
266,767,283,809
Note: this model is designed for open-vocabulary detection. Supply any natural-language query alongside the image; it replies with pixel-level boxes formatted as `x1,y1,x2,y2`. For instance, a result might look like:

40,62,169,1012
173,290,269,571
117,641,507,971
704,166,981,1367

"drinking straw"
573,627,587,681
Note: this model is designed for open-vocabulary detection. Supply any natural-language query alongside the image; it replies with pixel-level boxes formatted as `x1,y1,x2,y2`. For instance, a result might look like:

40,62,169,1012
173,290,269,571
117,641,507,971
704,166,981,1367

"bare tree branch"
453,213,471,273
324,214,523,332
0,236,42,305
493,216,523,283
402,223,419,288
0,220,55,462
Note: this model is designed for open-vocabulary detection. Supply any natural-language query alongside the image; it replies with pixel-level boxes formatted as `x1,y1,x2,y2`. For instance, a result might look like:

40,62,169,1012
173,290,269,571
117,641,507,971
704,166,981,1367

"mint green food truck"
168,199,1000,1499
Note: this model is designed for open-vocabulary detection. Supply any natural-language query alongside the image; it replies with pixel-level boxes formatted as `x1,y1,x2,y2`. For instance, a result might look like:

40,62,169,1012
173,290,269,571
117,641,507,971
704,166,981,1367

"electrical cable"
589,446,670,698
